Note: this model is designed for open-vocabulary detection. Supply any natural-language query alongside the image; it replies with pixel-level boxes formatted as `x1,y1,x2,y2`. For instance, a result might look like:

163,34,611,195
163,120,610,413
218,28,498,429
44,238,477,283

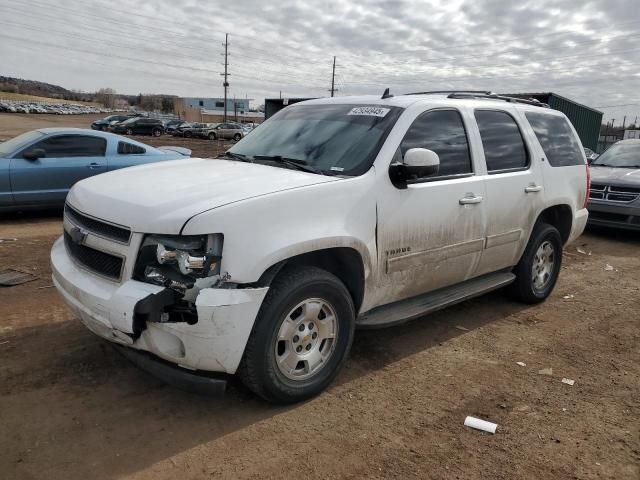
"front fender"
181,170,378,284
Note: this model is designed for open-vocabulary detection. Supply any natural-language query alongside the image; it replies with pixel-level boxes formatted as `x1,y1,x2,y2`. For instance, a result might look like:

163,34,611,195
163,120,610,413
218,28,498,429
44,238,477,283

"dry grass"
0,91,99,106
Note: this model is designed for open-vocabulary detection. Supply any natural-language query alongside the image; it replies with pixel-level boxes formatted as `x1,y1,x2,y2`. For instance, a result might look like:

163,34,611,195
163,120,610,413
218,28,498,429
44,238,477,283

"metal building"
506,93,603,150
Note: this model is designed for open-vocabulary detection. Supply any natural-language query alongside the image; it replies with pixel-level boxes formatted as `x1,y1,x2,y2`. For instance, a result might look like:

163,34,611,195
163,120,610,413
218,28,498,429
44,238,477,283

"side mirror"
404,148,440,177
23,148,46,160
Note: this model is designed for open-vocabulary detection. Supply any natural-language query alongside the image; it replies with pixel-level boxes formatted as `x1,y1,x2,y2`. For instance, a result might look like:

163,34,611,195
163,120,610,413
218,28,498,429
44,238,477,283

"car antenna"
381,88,393,99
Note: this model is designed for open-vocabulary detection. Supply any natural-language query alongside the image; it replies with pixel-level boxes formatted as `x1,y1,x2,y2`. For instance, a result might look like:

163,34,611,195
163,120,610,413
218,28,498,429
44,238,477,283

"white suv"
51,91,590,403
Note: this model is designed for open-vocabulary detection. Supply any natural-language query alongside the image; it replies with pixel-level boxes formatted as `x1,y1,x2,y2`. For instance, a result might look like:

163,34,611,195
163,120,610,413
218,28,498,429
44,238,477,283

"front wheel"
233,133,242,141
152,128,162,137
508,223,563,304
208,132,216,140
239,266,355,403
126,128,133,135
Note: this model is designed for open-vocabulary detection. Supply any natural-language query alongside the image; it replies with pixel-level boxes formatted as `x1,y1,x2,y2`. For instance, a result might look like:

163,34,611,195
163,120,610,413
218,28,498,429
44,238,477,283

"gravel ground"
0,113,638,479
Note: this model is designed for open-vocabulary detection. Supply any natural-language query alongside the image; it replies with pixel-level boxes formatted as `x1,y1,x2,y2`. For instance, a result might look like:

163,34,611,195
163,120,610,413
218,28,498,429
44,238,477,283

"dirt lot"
0,113,639,479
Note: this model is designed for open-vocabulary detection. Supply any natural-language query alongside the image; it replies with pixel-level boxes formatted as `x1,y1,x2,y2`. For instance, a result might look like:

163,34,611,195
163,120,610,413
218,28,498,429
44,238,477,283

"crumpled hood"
590,166,640,187
67,158,339,233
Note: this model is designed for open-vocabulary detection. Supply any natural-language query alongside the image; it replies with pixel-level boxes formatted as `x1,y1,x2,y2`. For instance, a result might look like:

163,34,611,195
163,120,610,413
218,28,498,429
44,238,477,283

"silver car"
587,139,640,230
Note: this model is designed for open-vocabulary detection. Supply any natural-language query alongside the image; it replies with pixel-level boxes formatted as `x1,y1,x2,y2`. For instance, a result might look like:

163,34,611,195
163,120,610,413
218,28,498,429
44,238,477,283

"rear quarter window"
525,112,584,167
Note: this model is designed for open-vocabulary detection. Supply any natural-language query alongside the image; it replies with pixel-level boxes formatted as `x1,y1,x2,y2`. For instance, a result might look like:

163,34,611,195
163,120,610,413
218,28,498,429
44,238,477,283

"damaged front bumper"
51,236,268,374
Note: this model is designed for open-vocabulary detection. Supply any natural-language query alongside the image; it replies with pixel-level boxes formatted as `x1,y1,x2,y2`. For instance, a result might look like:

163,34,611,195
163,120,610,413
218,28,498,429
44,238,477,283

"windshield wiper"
253,155,326,175
219,151,252,162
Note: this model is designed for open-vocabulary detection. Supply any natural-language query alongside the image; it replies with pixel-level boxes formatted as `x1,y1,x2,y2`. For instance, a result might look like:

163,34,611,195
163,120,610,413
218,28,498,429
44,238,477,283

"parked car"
111,117,164,136
91,114,137,131
52,92,588,403
584,147,599,163
208,123,244,141
174,122,215,138
0,128,190,211
587,139,640,230
164,120,190,135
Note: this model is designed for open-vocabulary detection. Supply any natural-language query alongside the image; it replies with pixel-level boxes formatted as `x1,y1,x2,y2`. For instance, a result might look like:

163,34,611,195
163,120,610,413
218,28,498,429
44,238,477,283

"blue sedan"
0,128,191,212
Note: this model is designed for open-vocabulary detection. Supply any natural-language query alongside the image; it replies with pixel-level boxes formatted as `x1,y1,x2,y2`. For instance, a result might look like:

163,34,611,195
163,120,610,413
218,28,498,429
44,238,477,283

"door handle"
525,185,543,193
459,195,484,205
87,163,102,169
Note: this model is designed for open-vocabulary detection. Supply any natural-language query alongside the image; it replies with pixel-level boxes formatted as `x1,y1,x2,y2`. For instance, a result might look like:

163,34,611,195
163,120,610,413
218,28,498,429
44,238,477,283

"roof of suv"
299,93,564,116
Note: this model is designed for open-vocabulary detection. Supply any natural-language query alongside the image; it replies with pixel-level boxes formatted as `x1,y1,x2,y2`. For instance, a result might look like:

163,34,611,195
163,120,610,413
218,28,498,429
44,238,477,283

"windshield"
593,142,640,168
0,131,45,157
121,117,139,125
228,104,402,175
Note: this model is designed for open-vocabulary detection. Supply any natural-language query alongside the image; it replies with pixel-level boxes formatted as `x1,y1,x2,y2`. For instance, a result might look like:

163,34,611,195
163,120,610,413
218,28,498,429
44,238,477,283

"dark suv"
111,118,164,137
91,115,138,131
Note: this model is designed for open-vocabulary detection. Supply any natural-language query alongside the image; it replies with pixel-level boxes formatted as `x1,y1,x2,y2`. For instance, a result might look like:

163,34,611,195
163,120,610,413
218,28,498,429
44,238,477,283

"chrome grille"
64,204,131,244
589,184,640,203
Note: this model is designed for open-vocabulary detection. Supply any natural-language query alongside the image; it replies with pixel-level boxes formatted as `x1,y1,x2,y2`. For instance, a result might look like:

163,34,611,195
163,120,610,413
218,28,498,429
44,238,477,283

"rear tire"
508,222,563,304
208,132,216,140
184,131,192,138
126,128,133,135
233,133,242,141
152,128,162,137
239,266,355,404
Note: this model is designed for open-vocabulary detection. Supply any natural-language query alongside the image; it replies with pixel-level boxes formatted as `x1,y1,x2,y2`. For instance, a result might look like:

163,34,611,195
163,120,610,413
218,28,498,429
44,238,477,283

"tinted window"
215,101,224,108
26,135,106,158
475,110,528,172
525,112,584,166
117,142,146,154
400,109,472,177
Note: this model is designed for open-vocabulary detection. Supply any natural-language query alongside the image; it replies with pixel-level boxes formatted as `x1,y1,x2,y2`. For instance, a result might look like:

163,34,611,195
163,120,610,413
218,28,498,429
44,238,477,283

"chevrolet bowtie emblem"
69,226,88,245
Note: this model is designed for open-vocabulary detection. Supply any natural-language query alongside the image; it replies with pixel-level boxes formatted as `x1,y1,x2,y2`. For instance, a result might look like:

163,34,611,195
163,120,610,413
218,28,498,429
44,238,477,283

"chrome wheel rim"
532,240,555,291
274,298,338,380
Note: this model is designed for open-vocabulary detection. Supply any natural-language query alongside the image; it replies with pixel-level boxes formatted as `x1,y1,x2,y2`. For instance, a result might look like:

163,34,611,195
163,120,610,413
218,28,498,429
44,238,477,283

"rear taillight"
583,164,591,209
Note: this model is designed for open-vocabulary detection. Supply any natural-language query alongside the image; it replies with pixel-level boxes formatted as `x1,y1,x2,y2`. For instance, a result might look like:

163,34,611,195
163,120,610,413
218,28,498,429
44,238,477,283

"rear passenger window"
525,112,584,166
400,109,472,177
117,142,146,154
475,110,528,172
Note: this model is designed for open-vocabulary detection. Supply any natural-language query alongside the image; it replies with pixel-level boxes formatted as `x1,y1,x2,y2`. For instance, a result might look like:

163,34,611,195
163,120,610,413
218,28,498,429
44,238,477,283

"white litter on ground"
464,416,497,434
538,368,553,376
561,378,575,386
516,361,527,367
563,294,575,299
604,264,615,271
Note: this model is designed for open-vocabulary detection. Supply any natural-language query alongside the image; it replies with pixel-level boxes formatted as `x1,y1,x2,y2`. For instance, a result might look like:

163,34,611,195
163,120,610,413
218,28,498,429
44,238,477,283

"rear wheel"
233,133,242,141
184,131,192,138
508,223,563,304
152,128,162,137
208,132,216,140
126,128,133,135
239,266,355,403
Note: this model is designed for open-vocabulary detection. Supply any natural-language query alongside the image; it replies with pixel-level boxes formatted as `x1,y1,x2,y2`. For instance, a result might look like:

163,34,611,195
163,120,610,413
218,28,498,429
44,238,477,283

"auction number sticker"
347,106,390,117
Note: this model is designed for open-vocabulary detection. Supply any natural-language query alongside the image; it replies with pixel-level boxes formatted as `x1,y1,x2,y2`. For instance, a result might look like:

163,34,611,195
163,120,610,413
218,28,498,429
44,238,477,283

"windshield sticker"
347,106,390,117
330,166,345,172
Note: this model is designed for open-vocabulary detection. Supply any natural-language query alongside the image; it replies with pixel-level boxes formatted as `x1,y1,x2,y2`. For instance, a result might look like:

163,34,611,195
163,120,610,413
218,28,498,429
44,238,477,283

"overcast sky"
1,0,639,123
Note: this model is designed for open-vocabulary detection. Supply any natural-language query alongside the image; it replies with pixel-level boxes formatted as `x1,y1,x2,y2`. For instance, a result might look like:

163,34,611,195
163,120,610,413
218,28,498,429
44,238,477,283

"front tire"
239,266,355,403
233,133,242,141
208,132,216,140
126,128,133,135
509,223,563,304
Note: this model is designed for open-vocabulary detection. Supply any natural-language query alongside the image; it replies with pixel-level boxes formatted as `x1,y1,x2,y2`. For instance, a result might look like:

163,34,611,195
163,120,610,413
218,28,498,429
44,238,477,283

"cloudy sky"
1,0,639,122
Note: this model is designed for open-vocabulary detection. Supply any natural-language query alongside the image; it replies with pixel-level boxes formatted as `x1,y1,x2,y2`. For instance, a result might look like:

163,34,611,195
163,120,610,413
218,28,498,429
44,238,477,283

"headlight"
134,234,223,291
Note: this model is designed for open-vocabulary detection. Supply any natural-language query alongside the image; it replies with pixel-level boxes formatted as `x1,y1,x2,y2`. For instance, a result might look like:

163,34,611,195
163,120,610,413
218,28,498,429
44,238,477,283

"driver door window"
399,109,472,179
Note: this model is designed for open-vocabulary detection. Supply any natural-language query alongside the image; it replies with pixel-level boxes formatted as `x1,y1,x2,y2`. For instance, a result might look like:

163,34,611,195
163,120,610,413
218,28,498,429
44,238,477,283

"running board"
357,272,516,329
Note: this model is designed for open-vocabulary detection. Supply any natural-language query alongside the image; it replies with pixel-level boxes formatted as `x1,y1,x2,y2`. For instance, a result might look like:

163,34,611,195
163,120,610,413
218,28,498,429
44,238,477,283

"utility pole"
220,33,230,122
622,115,626,130
330,56,337,97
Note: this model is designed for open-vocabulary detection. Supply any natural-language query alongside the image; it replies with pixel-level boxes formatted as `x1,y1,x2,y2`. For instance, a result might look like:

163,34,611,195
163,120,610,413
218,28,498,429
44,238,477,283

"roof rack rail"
447,92,550,108
404,90,493,96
